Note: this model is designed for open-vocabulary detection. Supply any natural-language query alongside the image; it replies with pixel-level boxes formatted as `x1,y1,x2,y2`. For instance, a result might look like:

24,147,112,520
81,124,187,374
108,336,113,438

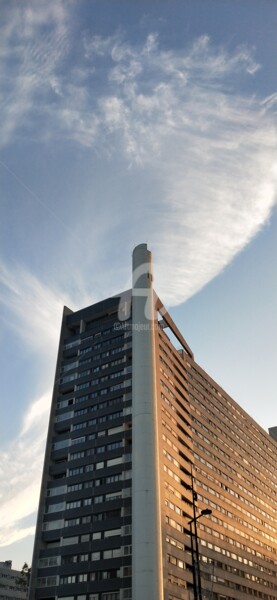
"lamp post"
188,478,212,600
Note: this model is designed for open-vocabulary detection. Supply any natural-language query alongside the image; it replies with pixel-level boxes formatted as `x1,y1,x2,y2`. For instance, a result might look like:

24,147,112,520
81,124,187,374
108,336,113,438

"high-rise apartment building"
29,244,277,600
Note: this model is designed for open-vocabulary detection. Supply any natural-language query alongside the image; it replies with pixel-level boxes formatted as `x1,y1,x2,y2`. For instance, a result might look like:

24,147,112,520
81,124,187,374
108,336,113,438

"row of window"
47,470,130,497
200,531,276,566
187,363,277,475
38,570,132,587
67,454,126,476
64,329,124,350
162,417,191,453
62,369,126,387
201,568,276,591
196,478,276,550
192,421,275,514
72,411,124,431
64,325,119,350
38,542,132,569
59,546,129,564
47,488,128,514
44,527,129,550
194,448,275,527
57,593,121,600
77,336,125,356
161,390,191,434
188,368,276,481
61,356,126,377
37,569,121,587
43,509,123,531
191,393,276,498
57,592,120,600
167,554,186,570
75,393,124,408
58,384,126,411
158,340,191,399
196,461,275,534
52,423,124,451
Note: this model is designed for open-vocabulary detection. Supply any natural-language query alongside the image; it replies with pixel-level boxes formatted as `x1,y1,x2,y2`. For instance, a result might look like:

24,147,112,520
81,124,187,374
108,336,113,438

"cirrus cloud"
0,2,276,553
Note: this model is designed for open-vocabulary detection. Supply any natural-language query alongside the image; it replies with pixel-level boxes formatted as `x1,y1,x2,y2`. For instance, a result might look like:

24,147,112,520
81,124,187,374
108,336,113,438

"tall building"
29,244,277,600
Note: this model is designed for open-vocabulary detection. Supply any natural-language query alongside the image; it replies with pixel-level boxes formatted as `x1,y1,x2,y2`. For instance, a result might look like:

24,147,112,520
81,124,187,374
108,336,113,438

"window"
106,491,122,501
62,536,78,546
94,495,103,504
68,483,82,492
38,556,60,568
82,516,91,524
65,518,80,527
107,441,122,451
61,373,76,384
47,485,67,496
37,576,58,587
42,519,64,531
83,498,92,506
69,451,85,460
68,467,84,476
96,461,104,470
55,411,74,422
52,439,70,450
103,548,121,559
107,457,122,467
104,529,121,538
66,500,81,509
106,473,122,484
46,539,60,548
79,554,89,562
71,436,85,446
61,555,78,564
60,575,76,584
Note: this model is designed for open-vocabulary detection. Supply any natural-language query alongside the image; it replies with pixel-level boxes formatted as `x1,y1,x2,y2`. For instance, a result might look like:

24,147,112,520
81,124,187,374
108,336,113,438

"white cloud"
0,1,68,148
0,261,69,354
0,5,276,551
78,33,276,304
1,14,276,306
0,257,98,549
0,391,50,547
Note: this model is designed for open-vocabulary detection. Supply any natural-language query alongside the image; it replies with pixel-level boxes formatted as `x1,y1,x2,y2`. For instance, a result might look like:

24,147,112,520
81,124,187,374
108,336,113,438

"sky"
0,0,276,571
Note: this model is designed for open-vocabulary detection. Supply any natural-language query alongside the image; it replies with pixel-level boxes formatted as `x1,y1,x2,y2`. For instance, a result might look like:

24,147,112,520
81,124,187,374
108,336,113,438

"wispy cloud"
0,3,276,551
0,261,70,354
0,1,68,148
0,391,50,547
0,262,77,549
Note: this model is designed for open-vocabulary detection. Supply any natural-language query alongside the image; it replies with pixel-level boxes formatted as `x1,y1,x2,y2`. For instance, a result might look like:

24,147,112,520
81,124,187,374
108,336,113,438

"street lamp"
188,482,212,600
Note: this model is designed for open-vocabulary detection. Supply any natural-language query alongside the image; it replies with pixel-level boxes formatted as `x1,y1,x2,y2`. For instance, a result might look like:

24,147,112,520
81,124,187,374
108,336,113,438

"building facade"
29,244,277,600
0,561,28,600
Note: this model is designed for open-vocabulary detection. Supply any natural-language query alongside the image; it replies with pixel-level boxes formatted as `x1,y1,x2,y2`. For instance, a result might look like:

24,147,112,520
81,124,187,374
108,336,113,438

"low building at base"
0,561,28,600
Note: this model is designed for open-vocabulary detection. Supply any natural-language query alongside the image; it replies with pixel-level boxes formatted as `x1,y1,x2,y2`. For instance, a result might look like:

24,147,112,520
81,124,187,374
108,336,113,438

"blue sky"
0,0,276,570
